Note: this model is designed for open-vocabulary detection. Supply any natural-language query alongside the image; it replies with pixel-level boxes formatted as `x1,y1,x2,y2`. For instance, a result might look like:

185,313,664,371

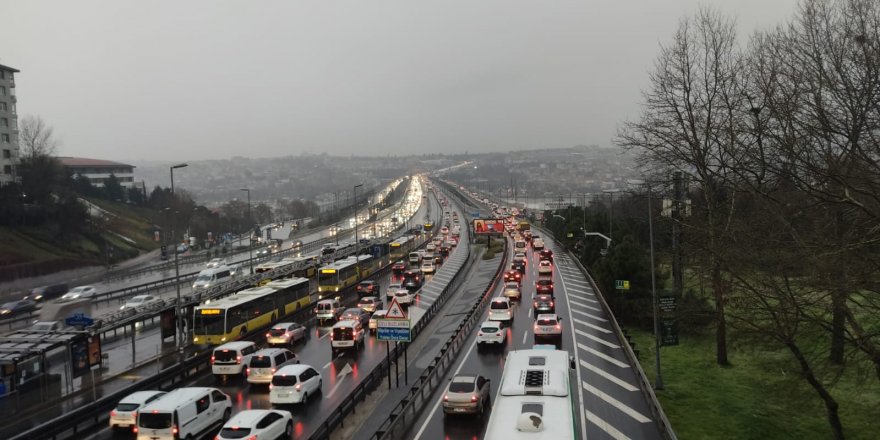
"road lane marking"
414,331,481,440
583,381,651,423
323,360,333,370
575,328,620,349
571,308,608,322
528,307,533,318
585,409,632,440
568,298,601,311
556,251,589,440
578,343,630,368
522,330,529,344
580,360,638,391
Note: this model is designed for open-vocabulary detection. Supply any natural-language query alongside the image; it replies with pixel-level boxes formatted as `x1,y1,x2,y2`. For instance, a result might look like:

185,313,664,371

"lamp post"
647,184,664,390
170,163,188,355
353,184,363,255
240,188,253,274
603,188,621,249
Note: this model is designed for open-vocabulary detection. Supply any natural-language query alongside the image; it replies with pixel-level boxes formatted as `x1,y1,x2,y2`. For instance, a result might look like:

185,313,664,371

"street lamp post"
240,188,253,274
603,189,621,249
353,184,363,255
170,163,188,356
647,184,664,390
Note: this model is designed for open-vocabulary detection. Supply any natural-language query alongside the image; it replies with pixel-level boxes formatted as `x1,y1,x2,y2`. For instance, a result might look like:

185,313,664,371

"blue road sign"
471,212,480,218
377,326,411,342
65,313,94,328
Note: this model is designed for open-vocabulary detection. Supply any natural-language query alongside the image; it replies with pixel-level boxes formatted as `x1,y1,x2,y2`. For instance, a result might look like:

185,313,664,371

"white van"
136,387,231,440
331,320,365,355
211,341,258,379
192,266,232,291
247,348,299,385
408,252,422,265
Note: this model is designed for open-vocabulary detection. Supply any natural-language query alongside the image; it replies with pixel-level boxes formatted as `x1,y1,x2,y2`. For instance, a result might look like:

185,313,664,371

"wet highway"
83,181,463,440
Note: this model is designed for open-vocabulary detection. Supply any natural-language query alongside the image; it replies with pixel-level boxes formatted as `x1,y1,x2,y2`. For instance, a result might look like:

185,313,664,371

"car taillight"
269,384,273,390
443,394,448,401
556,324,561,330
133,427,138,433
246,367,250,376
272,368,276,373
533,301,538,307
266,333,270,338
110,410,117,417
172,425,178,435
534,324,539,330
471,395,478,402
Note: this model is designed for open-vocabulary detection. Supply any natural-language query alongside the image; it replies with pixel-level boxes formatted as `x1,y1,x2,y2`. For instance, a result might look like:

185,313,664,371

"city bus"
389,236,414,260
193,287,285,345
484,348,577,440
264,277,312,315
317,255,378,298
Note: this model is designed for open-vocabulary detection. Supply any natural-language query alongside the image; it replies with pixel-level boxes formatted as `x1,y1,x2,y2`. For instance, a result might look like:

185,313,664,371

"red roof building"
58,156,136,188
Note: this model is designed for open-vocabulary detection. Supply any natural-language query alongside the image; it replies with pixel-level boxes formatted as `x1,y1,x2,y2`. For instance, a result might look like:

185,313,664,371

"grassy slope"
631,329,880,439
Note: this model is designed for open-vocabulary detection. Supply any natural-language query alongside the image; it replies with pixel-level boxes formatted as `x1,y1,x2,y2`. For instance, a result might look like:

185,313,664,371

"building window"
0,86,5,96
0,71,4,79
0,103,6,111
3,165,11,175
1,118,7,127
1,134,9,143
2,149,10,159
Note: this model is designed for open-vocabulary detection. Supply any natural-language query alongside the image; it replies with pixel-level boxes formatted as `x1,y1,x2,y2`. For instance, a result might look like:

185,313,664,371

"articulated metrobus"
484,348,577,440
264,277,312,315
192,285,294,345
317,255,377,298
389,236,415,260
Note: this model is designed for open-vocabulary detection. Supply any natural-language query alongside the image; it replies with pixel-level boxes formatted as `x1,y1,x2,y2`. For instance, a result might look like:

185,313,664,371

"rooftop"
57,157,135,169
0,64,19,73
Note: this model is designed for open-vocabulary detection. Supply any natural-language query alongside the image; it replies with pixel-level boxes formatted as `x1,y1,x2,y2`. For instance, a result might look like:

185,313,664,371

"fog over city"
2,0,797,161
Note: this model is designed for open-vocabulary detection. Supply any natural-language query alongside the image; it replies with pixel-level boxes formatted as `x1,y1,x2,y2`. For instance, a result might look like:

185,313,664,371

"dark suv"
356,280,378,297
512,260,526,274
533,294,555,314
539,249,554,263
402,270,423,291
25,283,69,302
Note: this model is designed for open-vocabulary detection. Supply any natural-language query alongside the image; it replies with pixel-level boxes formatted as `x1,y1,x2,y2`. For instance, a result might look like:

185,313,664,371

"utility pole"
648,184,664,390
170,163,188,363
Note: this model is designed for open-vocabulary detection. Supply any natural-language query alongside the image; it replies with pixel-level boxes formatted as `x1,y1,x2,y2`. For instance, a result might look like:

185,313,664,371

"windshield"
219,427,252,439
250,356,272,368
116,403,140,412
449,381,475,393
318,271,337,286
195,313,225,335
272,375,297,386
195,274,211,283
317,302,334,310
138,412,172,429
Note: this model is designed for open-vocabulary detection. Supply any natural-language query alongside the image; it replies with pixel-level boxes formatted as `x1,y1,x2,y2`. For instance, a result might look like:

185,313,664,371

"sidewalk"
337,247,502,440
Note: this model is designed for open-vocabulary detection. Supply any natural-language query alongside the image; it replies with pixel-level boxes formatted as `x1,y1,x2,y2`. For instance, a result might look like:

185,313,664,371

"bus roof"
195,287,275,311
264,278,309,290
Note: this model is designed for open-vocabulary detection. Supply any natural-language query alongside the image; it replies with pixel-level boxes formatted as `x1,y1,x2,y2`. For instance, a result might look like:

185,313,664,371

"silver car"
502,282,521,300
266,322,307,346
442,375,491,416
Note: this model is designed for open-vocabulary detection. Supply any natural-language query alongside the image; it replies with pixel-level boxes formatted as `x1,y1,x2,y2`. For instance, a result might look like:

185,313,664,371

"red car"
503,270,522,284
535,277,554,296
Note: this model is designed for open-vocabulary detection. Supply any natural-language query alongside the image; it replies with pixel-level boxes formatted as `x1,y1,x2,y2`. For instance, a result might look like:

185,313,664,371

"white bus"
484,348,577,440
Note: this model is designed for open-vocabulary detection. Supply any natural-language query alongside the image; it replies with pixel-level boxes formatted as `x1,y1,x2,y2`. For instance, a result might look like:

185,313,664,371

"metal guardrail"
370,216,508,439
308,188,471,440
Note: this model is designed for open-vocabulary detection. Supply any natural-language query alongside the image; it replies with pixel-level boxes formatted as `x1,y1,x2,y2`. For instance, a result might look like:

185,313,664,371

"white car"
513,252,527,263
120,295,160,310
476,321,506,346
266,322,307,346
488,297,513,322
502,282,522,300
421,259,435,274
270,364,323,405
217,409,293,440
394,288,413,306
537,260,553,276
369,310,387,333
206,258,227,268
109,390,166,430
534,314,563,340
61,285,97,300
387,282,404,301
532,237,545,249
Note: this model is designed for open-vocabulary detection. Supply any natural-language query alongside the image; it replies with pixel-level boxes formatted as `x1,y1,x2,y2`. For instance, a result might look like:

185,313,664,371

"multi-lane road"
81,182,465,439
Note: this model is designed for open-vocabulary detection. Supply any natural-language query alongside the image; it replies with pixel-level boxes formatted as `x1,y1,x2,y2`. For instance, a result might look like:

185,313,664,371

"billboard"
473,219,505,235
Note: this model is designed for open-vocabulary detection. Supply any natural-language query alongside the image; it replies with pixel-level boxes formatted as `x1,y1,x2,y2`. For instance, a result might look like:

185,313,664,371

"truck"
36,298,94,330
516,220,530,232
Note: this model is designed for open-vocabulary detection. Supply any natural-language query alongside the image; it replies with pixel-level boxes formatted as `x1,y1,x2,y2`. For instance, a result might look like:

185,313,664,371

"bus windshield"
318,271,337,286
194,313,226,335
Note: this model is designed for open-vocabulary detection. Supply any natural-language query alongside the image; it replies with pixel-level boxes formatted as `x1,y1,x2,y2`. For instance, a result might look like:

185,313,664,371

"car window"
477,376,486,389
274,353,286,366
212,390,227,401
196,395,210,413
449,380,475,392
490,301,509,310
256,412,281,429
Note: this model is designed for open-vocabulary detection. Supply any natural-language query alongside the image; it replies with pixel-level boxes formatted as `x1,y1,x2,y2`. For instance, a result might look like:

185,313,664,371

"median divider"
368,236,508,440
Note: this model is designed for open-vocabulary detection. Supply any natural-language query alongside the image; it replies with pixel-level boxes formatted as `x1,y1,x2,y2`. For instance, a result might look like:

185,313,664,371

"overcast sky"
1,0,800,162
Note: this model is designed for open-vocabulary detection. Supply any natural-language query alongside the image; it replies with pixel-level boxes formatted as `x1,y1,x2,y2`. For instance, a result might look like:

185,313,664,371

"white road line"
568,298,601,312
325,376,348,398
571,308,609,322
575,328,620,349
578,343,630,368
583,381,651,423
414,331,481,440
566,280,592,288
528,307,533,318
573,318,612,334
419,292,438,300
556,254,589,440
585,409,632,440
580,360,638,392
322,360,333,370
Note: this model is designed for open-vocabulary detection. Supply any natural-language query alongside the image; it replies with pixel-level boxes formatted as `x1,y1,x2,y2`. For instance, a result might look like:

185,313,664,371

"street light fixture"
240,188,253,274
169,163,187,358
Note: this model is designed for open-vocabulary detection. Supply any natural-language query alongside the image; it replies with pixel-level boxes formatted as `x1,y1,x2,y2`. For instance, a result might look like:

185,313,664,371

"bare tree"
18,115,59,160
617,7,746,365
